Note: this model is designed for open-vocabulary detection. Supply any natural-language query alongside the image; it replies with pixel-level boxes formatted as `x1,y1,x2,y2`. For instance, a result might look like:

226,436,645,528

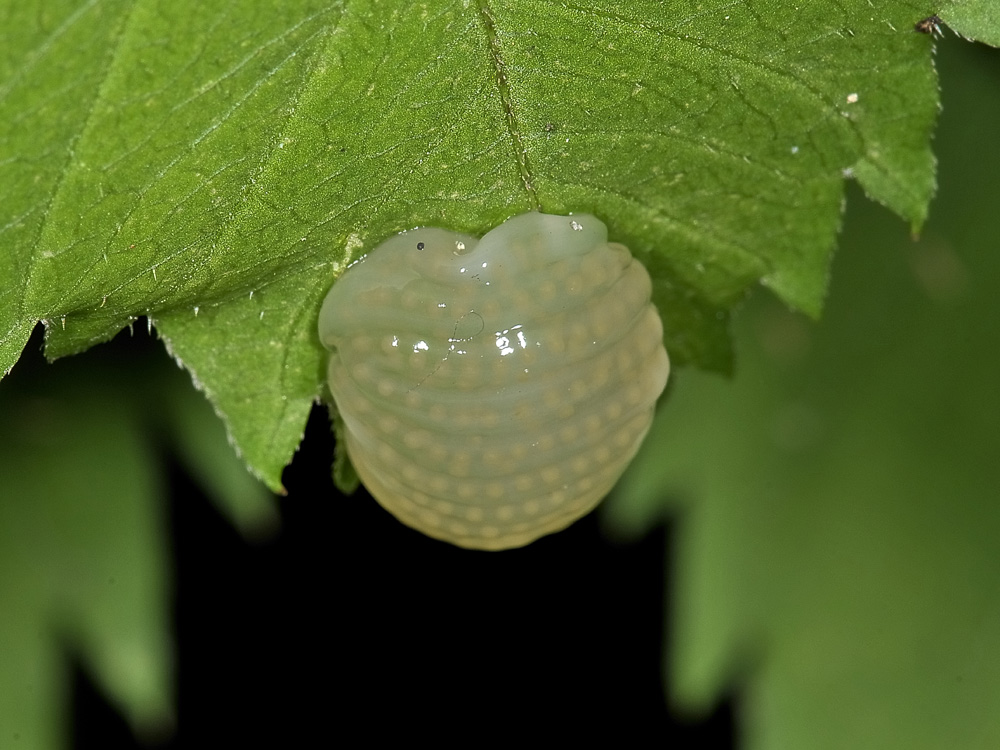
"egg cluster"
318,212,669,550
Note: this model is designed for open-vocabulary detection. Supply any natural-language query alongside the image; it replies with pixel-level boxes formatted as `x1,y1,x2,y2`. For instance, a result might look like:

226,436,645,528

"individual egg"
318,212,669,550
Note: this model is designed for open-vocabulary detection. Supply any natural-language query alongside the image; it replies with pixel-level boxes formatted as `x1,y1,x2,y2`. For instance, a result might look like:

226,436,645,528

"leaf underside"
0,0,952,488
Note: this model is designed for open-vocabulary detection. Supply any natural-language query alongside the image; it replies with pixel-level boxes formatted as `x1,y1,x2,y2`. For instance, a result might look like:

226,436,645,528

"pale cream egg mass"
318,212,669,550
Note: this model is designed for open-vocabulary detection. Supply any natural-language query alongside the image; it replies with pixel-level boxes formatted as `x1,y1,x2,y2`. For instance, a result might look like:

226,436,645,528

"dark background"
63,323,734,746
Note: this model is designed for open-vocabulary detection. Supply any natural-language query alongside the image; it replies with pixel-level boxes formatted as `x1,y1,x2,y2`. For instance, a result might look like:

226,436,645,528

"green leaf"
0,0,958,487
942,0,1000,46
155,270,324,494
606,39,1000,749
0,0,134,375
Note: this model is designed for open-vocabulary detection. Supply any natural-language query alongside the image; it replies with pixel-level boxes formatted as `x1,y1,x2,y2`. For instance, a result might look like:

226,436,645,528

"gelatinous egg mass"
318,212,670,550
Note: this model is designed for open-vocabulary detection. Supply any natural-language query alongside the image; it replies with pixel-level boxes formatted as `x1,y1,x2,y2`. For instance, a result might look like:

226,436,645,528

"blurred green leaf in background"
0,355,174,749
0,336,274,748
608,38,1000,750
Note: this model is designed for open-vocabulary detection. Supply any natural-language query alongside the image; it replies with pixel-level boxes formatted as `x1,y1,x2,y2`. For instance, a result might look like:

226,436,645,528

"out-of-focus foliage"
607,40,1000,749
0,334,274,749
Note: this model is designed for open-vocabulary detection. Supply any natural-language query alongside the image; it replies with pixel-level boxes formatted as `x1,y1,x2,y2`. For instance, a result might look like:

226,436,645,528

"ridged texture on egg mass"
318,212,669,550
